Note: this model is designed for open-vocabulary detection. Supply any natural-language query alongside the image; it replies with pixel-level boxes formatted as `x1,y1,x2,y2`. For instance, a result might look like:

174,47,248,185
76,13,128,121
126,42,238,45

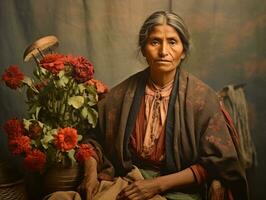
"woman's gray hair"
139,11,190,56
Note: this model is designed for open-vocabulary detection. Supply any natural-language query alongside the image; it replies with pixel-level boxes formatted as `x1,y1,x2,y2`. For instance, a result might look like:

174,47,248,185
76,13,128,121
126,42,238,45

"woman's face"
143,24,185,76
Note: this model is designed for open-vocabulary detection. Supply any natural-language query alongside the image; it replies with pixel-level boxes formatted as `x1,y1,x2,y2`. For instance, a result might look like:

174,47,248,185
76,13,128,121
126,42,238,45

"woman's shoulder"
181,69,217,96
179,69,220,111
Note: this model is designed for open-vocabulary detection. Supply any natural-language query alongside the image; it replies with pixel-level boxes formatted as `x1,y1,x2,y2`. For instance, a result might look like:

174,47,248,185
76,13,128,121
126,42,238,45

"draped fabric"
94,67,248,199
219,85,256,169
130,79,173,165
142,79,173,155
46,167,201,200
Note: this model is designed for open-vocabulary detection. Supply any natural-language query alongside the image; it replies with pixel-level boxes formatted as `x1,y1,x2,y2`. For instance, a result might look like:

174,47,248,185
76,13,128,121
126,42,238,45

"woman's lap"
45,166,201,200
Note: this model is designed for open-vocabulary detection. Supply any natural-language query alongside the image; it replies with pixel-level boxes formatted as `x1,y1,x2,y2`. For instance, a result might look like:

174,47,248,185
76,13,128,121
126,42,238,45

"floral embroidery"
205,133,234,151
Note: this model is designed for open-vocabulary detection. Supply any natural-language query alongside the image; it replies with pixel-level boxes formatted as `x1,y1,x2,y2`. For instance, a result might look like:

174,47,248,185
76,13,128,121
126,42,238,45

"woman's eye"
151,40,159,46
169,40,176,45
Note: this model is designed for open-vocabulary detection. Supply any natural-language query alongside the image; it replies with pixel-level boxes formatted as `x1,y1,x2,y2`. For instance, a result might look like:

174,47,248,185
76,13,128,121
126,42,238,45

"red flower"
86,79,108,94
2,65,24,89
24,149,46,171
40,53,65,74
71,56,94,83
61,54,75,64
8,136,31,155
55,127,78,151
75,144,94,163
3,119,25,139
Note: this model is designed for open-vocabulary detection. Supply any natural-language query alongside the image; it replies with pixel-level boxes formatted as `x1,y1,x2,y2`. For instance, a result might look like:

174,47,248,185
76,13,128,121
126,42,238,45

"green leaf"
35,106,41,119
22,76,39,93
42,125,52,135
67,149,76,163
23,119,31,131
74,85,80,95
85,85,97,95
56,75,69,88
87,93,98,106
40,67,48,75
22,76,34,87
78,135,83,142
47,129,58,136
28,104,37,114
81,107,88,118
68,96,84,109
28,104,42,119
87,107,98,128
78,84,86,93
33,68,40,78
55,150,64,163
41,134,54,149
58,70,65,78
31,139,38,147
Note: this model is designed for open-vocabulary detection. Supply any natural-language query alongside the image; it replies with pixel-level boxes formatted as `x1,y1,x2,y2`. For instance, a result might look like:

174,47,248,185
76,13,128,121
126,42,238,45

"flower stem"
62,79,75,125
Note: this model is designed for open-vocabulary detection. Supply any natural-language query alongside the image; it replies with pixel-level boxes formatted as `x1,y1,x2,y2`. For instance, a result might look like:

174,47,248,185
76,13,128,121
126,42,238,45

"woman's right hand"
77,157,99,200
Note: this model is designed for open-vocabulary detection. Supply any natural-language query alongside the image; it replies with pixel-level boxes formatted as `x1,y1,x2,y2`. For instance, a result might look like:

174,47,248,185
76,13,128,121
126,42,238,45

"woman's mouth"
156,60,171,63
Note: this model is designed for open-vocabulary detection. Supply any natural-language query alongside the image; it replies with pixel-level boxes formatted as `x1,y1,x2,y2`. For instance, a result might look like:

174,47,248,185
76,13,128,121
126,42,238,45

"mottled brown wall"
0,0,265,199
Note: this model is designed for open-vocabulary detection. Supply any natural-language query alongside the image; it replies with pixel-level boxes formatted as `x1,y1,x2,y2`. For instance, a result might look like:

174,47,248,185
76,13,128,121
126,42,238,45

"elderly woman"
51,11,248,200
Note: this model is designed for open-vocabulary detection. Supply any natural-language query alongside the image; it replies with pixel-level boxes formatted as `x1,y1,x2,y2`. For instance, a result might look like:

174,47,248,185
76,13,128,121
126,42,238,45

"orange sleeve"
190,164,208,184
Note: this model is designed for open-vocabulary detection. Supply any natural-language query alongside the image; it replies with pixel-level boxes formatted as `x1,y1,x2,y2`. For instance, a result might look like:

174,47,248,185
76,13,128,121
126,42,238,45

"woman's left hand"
116,179,161,200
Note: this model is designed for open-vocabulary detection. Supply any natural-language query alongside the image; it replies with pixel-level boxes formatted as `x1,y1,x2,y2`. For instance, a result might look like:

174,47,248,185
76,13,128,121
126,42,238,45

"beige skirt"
44,166,201,200
44,166,165,200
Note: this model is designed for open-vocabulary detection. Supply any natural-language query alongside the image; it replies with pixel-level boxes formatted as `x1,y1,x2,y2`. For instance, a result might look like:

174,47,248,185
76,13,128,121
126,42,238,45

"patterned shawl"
91,67,248,199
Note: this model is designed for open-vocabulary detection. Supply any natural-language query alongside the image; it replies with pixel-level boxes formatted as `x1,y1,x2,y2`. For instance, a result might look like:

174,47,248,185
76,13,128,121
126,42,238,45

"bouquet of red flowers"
1,36,108,172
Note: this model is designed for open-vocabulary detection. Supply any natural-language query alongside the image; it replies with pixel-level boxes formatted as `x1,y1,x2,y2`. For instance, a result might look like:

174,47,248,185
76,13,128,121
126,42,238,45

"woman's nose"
159,42,168,57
